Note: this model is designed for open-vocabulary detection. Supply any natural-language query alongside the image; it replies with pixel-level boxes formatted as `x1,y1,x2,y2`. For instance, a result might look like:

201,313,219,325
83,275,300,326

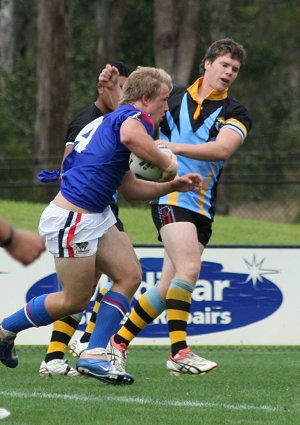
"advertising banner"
0,245,299,345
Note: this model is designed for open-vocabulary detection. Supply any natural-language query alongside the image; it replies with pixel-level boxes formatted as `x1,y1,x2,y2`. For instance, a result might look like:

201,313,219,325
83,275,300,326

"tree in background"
35,0,71,173
95,0,127,71
153,0,200,84
0,0,299,221
0,0,14,87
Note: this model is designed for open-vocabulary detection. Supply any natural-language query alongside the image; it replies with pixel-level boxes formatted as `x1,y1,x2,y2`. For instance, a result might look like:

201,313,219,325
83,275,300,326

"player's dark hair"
199,38,246,75
95,61,131,98
110,61,131,77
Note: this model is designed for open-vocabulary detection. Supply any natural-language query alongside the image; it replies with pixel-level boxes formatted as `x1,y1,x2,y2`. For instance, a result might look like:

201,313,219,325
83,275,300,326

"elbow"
118,188,132,201
118,187,139,201
216,146,232,161
121,193,134,201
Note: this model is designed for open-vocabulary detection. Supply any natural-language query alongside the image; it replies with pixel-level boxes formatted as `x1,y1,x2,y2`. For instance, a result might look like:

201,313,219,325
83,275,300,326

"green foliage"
68,0,99,117
0,59,37,157
0,0,299,208
119,0,154,69
0,0,37,159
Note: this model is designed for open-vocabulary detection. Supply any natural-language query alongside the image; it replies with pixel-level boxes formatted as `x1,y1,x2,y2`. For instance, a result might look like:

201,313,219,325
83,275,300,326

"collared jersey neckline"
187,77,228,120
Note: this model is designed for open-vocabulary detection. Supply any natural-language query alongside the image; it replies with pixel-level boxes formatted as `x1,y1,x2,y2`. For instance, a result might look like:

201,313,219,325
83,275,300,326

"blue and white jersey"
61,104,154,212
156,78,252,221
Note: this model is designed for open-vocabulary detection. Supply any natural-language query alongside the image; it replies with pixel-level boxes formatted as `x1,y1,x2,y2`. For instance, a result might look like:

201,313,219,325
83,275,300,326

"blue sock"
88,291,130,350
170,277,194,293
2,294,53,334
146,284,166,314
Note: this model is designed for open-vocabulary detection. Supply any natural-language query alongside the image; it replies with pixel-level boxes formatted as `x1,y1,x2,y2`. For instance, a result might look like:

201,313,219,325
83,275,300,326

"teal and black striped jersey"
157,77,252,221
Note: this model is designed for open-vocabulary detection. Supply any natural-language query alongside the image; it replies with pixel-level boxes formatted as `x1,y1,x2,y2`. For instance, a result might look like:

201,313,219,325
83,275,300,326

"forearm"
171,129,242,161
172,142,231,161
121,122,173,170
103,86,122,110
125,136,172,170
120,179,174,201
119,173,201,201
0,218,15,247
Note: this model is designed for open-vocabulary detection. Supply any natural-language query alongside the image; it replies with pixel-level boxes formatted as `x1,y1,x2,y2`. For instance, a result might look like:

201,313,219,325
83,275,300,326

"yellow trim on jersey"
198,164,217,215
187,77,228,120
225,117,248,137
165,189,179,205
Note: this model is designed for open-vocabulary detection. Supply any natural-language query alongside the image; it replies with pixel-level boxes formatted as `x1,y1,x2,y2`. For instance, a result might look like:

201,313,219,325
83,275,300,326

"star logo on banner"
243,255,280,286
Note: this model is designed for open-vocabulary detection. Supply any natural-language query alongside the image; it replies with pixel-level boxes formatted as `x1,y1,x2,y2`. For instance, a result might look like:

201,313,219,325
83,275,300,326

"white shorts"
39,202,117,258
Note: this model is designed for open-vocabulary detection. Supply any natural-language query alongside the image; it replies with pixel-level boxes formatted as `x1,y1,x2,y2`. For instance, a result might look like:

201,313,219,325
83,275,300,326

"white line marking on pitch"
0,390,282,413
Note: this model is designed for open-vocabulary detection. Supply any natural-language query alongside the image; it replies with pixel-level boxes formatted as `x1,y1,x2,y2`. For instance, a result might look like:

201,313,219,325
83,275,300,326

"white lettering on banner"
0,247,299,345
134,274,231,303
193,280,230,301
153,308,232,326
133,271,162,299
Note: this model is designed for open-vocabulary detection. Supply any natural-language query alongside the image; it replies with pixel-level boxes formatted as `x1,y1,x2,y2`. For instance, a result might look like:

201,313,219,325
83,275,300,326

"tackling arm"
169,128,242,161
118,171,202,201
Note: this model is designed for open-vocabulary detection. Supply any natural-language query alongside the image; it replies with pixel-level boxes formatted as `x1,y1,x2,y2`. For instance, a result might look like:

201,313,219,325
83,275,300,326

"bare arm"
118,170,202,201
169,128,242,161
0,218,45,266
98,64,122,110
120,118,177,173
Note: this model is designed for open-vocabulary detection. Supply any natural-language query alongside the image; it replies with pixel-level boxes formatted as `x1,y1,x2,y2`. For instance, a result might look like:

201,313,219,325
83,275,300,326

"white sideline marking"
0,390,281,413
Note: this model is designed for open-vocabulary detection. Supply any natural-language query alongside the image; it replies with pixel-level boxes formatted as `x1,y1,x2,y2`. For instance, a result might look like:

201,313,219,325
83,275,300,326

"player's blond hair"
119,66,173,105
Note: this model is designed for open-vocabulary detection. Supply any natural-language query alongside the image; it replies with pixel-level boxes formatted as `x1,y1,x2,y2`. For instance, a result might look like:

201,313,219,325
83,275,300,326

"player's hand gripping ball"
129,143,175,181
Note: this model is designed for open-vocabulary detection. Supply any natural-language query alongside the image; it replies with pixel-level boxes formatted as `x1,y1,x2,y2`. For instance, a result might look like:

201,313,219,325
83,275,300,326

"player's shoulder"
71,104,103,126
226,94,245,107
225,95,252,130
167,84,188,107
65,104,104,144
170,84,187,98
113,104,154,135
225,95,249,115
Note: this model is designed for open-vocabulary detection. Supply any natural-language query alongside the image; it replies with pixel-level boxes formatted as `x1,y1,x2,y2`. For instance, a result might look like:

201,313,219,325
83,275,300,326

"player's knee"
129,264,142,289
178,261,200,284
64,294,90,314
135,262,143,283
122,263,142,294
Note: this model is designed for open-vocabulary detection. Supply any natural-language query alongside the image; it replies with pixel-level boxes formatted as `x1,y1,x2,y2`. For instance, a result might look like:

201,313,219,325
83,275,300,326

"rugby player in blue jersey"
0,66,202,385
38,61,131,377
105,39,252,377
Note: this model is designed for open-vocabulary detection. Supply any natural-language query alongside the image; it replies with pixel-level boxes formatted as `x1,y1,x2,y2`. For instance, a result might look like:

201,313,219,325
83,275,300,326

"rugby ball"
129,143,173,181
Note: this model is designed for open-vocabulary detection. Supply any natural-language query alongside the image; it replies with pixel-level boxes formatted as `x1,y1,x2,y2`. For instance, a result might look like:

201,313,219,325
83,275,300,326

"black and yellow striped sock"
80,284,110,343
44,313,82,362
115,285,166,346
166,278,194,356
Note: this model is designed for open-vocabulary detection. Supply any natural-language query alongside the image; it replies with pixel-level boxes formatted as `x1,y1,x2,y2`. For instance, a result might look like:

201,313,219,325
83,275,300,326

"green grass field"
1,199,300,244
1,200,300,424
1,347,299,425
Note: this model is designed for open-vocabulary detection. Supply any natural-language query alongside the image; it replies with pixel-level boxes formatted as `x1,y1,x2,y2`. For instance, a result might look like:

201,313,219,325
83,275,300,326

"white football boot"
166,348,217,376
39,359,79,376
